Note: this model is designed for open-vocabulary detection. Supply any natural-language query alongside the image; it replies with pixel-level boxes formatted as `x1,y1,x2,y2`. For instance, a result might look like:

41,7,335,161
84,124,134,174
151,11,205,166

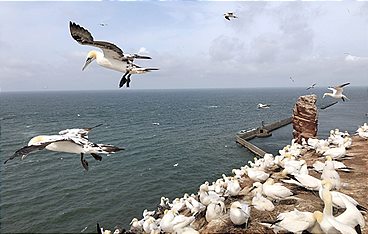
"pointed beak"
82,57,93,71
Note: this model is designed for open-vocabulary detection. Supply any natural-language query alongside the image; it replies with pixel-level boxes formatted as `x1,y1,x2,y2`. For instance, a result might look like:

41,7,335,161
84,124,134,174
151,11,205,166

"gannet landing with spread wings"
323,82,350,101
224,12,238,21
69,21,153,88
4,125,124,171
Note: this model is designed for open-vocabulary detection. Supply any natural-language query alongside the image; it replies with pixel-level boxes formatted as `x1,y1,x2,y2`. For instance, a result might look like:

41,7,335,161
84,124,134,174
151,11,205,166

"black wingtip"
97,222,102,234
126,77,131,88
119,75,127,88
357,204,368,212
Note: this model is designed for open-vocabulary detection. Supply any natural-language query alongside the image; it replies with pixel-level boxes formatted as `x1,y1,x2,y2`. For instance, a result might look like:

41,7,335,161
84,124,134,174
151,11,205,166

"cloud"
138,47,150,55
345,54,368,62
208,35,244,62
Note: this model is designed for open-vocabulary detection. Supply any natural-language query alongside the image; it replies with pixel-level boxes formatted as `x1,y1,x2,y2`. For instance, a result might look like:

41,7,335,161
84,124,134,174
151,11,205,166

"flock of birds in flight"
4,10,362,234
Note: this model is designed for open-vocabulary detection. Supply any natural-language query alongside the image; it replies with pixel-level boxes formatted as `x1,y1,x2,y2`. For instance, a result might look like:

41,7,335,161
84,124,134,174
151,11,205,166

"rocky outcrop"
292,95,318,143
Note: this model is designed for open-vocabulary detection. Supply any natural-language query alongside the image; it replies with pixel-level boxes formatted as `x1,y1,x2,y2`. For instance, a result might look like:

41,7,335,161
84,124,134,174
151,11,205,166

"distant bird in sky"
4,125,124,171
306,83,317,90
69,21,153,88
120,64,159,88
323,82,350,102
224,12,238,21
99,23,108,27
289,77,295,82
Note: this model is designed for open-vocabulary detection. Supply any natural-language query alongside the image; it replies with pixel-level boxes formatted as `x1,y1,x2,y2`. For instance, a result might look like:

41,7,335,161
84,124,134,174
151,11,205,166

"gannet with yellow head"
4,125,124,171
69,21,155,88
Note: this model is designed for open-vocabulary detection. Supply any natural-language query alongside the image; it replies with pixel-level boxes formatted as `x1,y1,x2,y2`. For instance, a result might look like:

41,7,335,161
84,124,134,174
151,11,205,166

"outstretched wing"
59,124,103,139
69,21,126,61
4,144,49,164
336,82,350,89
4,136,78,164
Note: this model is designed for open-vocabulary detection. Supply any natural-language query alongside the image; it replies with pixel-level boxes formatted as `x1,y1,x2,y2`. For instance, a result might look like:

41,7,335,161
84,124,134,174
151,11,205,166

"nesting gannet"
282,172,321,191
185,196,206,215
321,156,341,190
260,209,319,233
224,12,238,21
160,210,176,233
252,180,295,201
251,191,275,211
313,160,352,173
119,64,159,88
323,82,350,101
143,216,160,234
129,218,144,233
69,22,154,88
199,183,223,206
306,83,317,90
316,180,358,234
205,201,226,222
335,192,365,233
318,184,368,212
4,127,124,171
356,125,368,139
170,198,186,212
230,201,251,226
171,215,196,232
225,177,241,196
243,166,270,182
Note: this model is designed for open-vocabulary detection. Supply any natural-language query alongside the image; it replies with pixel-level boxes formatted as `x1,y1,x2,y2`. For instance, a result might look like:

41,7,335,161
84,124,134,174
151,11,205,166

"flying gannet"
69,21,154,88
4,125,124,171
119,64,159,88
306,83,316,90
323,82,350,101
257,103,270,109
224,12,238,21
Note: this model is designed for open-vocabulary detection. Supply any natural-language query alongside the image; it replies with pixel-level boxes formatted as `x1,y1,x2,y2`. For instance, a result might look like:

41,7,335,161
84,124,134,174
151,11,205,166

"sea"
1,88,367,233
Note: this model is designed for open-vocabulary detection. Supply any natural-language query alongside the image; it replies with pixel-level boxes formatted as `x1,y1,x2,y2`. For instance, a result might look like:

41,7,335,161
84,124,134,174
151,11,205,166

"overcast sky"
0,1,367,91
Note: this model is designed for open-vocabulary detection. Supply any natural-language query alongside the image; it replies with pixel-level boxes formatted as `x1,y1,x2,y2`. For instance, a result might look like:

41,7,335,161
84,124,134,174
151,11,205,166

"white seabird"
260,208,320,233
323,82,350,101
257,103,270,109
251,191,275,211
69,21,154,88
119,63,159,88
224,12,238,21
230,201,251,226
205,200,226,222
316,180,358,234
306,83,316,90
4,126,124,170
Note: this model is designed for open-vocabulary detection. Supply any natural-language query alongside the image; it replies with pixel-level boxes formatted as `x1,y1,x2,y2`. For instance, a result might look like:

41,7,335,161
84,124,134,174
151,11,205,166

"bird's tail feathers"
84,123,103,132
98,144,124,153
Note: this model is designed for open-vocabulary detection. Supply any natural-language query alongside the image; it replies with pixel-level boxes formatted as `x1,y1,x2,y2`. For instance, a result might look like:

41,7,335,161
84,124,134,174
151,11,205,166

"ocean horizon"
1,87,367,233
